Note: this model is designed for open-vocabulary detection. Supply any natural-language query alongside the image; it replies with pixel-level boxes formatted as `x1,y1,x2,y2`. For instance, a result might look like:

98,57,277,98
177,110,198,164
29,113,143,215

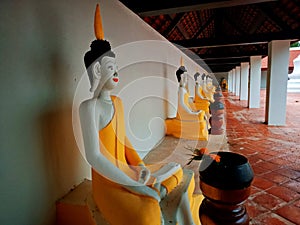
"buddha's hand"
137,163,151,184
192,110,202,115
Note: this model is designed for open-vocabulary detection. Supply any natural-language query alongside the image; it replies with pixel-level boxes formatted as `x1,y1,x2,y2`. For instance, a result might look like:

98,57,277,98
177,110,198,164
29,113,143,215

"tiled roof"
120,0,300,72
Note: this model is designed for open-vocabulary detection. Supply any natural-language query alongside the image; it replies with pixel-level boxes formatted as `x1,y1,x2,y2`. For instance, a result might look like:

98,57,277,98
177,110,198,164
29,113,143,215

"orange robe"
92,96,201,225
165,91,208,140
193,86,210,115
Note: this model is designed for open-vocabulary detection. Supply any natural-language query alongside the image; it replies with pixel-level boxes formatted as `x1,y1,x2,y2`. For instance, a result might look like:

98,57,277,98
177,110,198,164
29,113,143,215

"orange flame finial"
180,56,184,66
94,4,104,40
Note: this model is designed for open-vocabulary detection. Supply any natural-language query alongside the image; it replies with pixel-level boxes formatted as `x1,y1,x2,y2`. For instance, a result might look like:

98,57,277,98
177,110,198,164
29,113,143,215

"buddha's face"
100,56,119,90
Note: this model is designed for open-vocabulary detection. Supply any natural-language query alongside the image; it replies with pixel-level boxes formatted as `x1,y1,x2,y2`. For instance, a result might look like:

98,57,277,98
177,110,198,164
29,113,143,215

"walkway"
145,89,300,224
225,90,300,225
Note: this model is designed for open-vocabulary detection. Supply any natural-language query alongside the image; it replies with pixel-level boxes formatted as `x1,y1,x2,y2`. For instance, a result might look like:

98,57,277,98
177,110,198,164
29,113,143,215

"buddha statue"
79,4,203,225
165,63,208,140
202,75,216,103
193,73,215,123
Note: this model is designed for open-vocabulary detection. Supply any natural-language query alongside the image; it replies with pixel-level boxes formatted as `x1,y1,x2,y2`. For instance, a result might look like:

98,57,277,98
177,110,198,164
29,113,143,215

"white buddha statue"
165,64,208,140
79,4,202,225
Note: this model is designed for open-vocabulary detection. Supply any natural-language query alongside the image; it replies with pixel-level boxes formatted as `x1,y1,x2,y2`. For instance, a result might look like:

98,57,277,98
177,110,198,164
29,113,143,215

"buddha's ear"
90,61,101,92
93,61,101,79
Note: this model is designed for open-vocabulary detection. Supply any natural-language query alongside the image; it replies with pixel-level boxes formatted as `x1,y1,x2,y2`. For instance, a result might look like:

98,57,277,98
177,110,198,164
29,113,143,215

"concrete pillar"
265,40,290,125
248,56,262,108
240,62,249,100
232,68,236,94
235,66,241,97
228,70,232,92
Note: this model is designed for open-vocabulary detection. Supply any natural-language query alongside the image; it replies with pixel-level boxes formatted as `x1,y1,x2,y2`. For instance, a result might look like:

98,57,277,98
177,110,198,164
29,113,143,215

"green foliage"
290,41,300,48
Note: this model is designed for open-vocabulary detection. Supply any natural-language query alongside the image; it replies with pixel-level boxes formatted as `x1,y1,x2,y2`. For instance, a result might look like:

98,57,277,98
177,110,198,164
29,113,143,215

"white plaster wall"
0,0,207,224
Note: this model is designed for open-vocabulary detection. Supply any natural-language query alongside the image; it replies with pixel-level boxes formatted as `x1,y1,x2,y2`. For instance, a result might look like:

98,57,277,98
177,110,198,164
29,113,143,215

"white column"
240,62,249,100
235,66,241,97
228,70,232,92
248,56,262,108
265,40,290,125
232,68,236,94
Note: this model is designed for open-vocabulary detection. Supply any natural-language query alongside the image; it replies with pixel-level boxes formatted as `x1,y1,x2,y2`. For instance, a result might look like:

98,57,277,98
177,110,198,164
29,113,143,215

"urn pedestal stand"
210,107,224,135
210,102,225,135
199,152,254,225
209,87,225,135
199,183,251,225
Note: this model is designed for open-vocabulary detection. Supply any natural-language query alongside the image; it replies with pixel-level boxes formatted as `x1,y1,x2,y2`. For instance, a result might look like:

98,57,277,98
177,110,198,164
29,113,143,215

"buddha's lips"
113,78,119,82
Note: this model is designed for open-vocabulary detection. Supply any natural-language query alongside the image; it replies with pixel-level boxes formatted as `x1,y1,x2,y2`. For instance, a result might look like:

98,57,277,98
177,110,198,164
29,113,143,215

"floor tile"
263,171,290,184
276,204,300,224
252,192,286,210
252,212,296,225
283,180,300,194
252,177,275,190
266,186,300,202
276,168,300,180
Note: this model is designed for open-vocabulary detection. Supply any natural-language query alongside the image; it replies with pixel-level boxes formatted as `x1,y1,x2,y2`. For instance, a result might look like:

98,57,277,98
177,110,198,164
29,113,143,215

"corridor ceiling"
119,0,300,73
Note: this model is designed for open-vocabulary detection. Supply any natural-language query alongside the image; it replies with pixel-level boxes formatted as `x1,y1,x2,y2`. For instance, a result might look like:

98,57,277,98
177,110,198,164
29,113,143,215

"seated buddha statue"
193,73,215,120
79,5,203,225
165,64,208,140
202,74,216,103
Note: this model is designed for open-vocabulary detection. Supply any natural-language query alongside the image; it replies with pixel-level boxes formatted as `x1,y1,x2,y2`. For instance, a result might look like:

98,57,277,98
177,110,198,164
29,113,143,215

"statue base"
56,179,109,225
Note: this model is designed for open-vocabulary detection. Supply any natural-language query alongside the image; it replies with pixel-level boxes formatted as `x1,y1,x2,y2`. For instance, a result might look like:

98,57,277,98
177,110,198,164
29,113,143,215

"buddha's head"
83,4,119,95
84,39,118,93
194,72,200,83
176,66,187,87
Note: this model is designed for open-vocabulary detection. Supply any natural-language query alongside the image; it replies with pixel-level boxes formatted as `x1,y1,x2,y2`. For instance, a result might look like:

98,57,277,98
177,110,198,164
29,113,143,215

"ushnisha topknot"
84,4,116,87
194,72,200,81
84,39,115,69
84,4,116,69
176,66,187,83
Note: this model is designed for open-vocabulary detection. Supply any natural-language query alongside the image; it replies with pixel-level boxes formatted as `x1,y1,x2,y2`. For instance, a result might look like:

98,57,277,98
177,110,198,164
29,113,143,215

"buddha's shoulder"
79,99,97,116
80,98,96,107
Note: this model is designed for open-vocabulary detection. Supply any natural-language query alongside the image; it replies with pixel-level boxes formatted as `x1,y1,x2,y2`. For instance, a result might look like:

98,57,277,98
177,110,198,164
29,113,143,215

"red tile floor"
223,90,300,225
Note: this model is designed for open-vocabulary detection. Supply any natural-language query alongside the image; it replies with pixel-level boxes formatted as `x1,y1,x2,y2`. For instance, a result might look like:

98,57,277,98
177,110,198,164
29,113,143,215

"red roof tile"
261,49,300,70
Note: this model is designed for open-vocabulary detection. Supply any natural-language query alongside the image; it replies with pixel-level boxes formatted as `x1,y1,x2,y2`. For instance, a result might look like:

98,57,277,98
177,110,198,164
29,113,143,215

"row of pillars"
227,40,290,126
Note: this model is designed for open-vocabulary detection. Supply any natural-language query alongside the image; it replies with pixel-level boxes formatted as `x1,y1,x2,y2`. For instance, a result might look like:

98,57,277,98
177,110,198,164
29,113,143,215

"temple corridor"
225,90,300,225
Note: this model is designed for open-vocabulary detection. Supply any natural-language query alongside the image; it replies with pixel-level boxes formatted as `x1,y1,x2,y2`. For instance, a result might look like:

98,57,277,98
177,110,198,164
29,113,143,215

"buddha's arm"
179,88,201,115
202,82,209,95
124,137,151,184
196,84,207,100
204,85,216,102
124,137,144,166
79,101,160,200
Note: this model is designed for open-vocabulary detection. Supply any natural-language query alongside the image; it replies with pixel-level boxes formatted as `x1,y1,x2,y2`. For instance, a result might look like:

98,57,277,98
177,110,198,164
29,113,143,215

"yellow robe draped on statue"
165,91,208,140
92,96,201,225
193,86,210,115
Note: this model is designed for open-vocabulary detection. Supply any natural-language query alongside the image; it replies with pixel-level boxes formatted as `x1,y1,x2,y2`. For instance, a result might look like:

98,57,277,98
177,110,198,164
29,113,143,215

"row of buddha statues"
165,62,218,141
70,4,222,225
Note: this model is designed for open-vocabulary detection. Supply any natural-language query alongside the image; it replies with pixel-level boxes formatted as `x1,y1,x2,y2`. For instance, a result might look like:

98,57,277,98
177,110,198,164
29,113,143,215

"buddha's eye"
108,65,113,70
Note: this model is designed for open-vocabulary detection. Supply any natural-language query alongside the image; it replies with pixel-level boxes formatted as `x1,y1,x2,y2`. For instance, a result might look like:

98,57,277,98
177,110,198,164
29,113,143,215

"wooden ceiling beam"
137,0,278,17
195,48,268,59
172,32,297,48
